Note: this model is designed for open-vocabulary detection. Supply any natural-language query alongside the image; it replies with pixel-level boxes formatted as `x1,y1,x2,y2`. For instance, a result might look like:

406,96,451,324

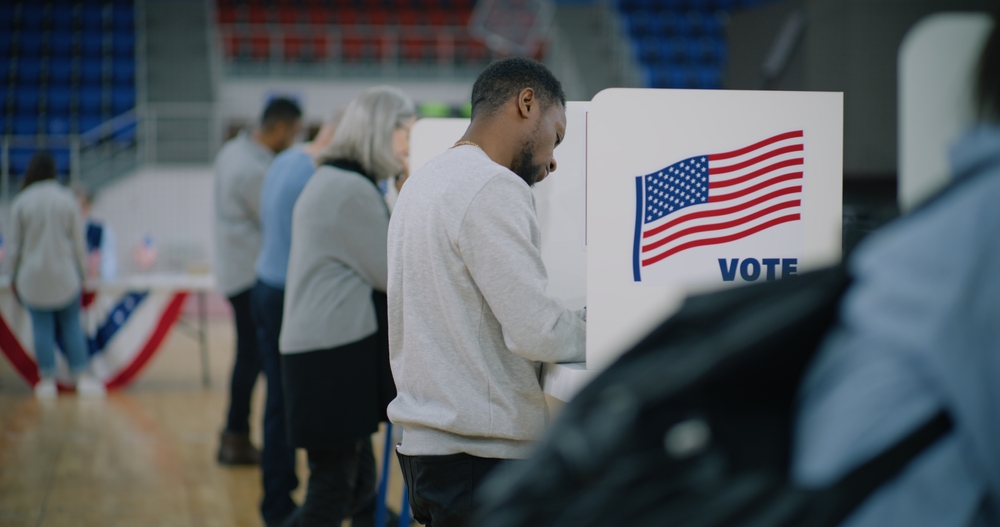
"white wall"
217,78,474,123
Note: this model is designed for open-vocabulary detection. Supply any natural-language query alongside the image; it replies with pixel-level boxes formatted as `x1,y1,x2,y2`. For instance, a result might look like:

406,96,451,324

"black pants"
224,288,262,434
397,452,518,527
250,281,298,523
288,439,378,527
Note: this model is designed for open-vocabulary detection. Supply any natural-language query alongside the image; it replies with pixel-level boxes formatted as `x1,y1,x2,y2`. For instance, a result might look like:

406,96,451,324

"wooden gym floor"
0,318,408,527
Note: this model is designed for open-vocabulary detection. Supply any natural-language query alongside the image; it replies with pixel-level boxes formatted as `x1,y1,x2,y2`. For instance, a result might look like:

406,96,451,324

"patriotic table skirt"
0,288,188,389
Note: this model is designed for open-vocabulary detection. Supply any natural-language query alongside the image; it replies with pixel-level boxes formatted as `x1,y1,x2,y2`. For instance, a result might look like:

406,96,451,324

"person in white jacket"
9,152,104,399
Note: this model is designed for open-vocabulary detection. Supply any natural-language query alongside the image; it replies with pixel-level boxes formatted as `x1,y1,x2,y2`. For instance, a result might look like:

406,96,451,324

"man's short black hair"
261,97,303,128
470,57,566,119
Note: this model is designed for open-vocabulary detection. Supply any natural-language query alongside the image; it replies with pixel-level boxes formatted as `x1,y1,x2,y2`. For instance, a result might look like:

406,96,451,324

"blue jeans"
250,280,298,523
27,295,89,379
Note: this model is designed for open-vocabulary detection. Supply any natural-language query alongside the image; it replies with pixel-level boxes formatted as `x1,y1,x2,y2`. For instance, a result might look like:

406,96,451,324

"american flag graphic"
132,235,157,271
632,130,804,281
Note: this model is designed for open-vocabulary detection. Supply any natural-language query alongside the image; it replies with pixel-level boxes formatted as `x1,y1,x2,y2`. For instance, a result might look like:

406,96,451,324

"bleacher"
214,0,536,72
616,0,769,89
0,0,137,178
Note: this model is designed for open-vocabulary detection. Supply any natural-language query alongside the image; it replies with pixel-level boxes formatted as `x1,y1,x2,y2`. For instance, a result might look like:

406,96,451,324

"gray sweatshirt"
213,132,274,296
386,145,586,460
9,180,88,309
279,165,389,354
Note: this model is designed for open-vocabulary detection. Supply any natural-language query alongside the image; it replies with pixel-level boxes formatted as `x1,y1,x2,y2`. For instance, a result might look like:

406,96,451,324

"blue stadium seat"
78,114,103,134
113,6,134,29
47,86,72,113
0,115,6,135
626,13,652,38
82,7,104,29
702,13,723,35
15,88,40,113
13,116,39,136
79,87,103,113
668,67,689,88
113,120,136,144
53,149,71,175
10,149,37,176
660,38,682,63
112,59,134,84
82,31,104,56
111,86,135,114
18,59,42,85
51,32,74,56
47,116,73,135
19,33,44,56
49,58,73,83
0,32,11,56
0,57,10,82
637,37,660,64
22,5,45,30
0,5,14,31
695,65,722,88
52,9,74,30
113,31,134,57
683,37,704,61
80,58,104,84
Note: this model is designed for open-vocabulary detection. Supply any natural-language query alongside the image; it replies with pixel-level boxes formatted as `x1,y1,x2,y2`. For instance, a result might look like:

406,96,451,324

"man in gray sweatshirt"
387,58,585,527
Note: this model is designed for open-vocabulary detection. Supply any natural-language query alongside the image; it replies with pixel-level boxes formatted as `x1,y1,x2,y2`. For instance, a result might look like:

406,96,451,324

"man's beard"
510,139,545,187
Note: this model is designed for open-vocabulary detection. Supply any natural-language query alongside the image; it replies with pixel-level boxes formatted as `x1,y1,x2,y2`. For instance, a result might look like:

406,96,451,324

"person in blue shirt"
250,113,341,527
793,12,1000,527
75,185,118,281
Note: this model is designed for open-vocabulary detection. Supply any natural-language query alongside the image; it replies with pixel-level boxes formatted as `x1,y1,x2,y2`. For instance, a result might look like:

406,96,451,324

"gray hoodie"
387,145,586,460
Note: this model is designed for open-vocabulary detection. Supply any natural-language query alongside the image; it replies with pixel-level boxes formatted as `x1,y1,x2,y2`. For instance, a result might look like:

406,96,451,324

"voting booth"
407,89,843,400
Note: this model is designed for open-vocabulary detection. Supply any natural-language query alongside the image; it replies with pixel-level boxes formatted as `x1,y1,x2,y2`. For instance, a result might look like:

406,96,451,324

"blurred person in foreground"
793,12,1000,527
74,185,118,281
277,86,415,527
9,153,104,398
213,97,302,470
246,110,341,527
386,57,585,527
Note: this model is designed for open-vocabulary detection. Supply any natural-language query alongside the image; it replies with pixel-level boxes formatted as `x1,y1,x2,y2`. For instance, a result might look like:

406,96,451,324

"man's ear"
516,88,535,120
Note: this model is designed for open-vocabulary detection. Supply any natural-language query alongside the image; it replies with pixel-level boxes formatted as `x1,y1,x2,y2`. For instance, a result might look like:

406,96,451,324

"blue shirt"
255,147,316,289
793,125,1000,527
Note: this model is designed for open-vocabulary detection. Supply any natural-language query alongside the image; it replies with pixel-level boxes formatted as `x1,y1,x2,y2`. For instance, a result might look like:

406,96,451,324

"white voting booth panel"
587,88,843,370
899,13,993,212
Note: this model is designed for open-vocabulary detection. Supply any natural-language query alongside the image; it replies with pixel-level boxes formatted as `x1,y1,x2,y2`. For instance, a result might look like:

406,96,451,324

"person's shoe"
217,431,260,465
76,373,107,398
34,378,57,400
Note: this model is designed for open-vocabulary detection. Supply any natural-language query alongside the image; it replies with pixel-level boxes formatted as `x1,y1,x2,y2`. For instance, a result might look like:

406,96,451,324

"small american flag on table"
633,131,804,281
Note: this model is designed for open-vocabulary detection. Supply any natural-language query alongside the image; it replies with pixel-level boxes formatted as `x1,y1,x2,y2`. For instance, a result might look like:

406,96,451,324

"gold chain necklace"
453,140,481,149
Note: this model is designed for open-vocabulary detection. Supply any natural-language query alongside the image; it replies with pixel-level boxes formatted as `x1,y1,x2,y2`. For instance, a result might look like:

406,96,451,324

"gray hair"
317,86,416,181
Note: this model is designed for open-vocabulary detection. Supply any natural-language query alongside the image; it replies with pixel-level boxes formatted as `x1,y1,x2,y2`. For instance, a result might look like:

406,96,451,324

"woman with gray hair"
277,86,416,527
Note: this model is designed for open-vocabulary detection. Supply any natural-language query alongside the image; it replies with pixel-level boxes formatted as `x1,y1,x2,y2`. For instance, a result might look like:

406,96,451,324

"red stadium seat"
400,32,434,63
310,32,331,60
427,10,448,27
277,6,300,24
368,10,389,26
335,9,359,25
217,6,238,24
250,31,271,59
248,6,270,24
283,33,304,60
455,8,473,26
222,33,241,57
397,10,420,26
308,7,330,25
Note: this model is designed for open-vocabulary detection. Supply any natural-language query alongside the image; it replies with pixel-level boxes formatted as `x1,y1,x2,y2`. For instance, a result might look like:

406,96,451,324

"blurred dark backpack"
474,266,951,527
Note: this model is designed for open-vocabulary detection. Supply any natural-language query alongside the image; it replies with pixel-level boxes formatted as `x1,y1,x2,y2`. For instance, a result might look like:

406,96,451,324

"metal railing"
0,109,140,196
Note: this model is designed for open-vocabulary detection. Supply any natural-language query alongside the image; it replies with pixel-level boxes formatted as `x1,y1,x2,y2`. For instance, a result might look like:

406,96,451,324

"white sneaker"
34,378,58,400
76,374,106,398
